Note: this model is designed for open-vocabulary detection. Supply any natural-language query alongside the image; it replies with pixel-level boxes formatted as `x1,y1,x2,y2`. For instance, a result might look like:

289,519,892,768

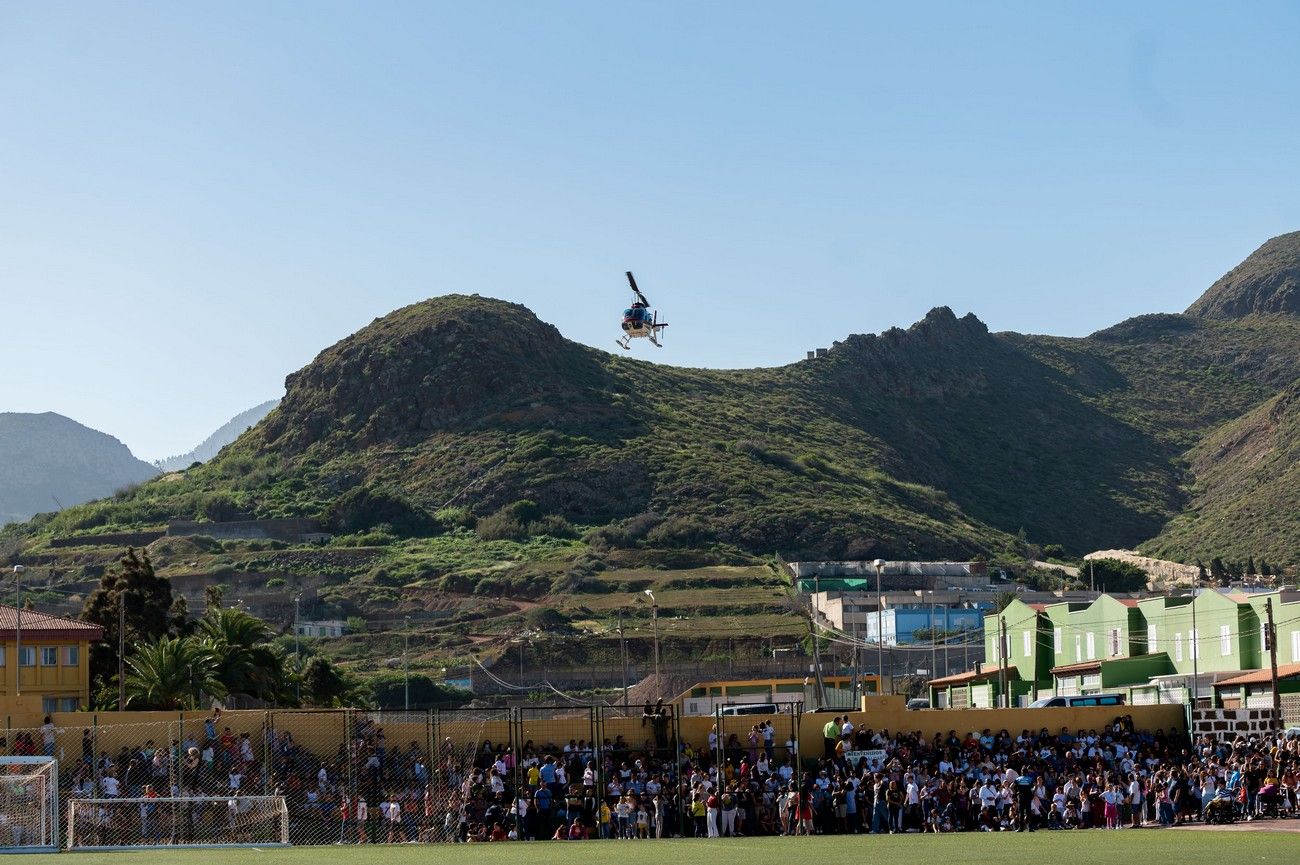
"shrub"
646,515,713,547
327,486,438,537
475,511,525,541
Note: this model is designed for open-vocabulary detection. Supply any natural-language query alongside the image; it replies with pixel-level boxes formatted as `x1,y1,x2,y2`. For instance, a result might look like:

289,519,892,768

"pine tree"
80,548,184,699
1247,556,1256,576
1210,557,1226,581
1259,560,1271,578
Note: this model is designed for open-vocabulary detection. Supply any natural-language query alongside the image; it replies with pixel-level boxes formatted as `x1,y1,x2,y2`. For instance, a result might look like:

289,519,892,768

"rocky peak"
261,294,616,451
1186,231,1300,319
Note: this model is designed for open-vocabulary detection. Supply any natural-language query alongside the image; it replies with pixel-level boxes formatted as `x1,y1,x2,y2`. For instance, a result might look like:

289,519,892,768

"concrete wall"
826,695,1187,742
167,518,323,543
48,530,165,549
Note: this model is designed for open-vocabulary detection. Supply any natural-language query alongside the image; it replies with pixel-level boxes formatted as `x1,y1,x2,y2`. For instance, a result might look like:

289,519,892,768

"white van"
720,703,779,716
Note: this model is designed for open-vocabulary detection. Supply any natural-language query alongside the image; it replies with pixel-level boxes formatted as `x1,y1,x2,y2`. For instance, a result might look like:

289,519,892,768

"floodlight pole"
873,559,886,694
13,566,24,698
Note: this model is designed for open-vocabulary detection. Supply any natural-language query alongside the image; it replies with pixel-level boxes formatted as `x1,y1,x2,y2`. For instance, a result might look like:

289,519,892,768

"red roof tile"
1214,663,1300,688
0,606,103,641
1051,659,1102,674
929,666,1017,687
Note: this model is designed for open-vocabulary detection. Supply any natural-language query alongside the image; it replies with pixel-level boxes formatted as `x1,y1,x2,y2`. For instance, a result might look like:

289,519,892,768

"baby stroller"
1203,789,1240,825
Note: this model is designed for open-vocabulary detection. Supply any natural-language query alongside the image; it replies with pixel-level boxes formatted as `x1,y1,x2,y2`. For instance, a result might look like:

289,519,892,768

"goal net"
67,796,289,850
0,756,58,852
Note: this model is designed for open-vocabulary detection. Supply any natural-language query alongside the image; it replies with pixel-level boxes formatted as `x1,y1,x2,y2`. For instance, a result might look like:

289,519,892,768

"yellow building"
0,605,102,714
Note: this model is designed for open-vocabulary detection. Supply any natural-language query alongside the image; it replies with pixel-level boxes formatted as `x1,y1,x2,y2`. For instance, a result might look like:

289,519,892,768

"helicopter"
617,271,668,350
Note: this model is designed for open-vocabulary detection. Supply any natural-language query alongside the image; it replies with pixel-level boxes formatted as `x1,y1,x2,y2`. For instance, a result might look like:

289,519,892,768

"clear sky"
3,2,1299,461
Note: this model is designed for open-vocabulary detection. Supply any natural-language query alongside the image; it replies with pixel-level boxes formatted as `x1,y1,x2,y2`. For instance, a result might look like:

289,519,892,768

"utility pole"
644,590,661,683
808,611,827,707
998,615,1008,708
930,594,938,686
293,594,302,703
12,566,24,699
118,593,126,710
1190,593,1200,708
618,611,628,709
1266,598,1281,724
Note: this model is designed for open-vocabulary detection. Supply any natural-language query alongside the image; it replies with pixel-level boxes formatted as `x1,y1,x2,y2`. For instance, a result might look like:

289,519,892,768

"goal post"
0,756,59,853
67,795,289,850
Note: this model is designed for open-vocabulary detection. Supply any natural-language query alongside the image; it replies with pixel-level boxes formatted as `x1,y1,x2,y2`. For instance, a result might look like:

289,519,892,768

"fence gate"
596,703,680,835
431,707,512,841
715,704,802,791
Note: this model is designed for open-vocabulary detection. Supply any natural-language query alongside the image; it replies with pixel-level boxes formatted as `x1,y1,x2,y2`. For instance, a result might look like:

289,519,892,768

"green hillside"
1141,381,1300,566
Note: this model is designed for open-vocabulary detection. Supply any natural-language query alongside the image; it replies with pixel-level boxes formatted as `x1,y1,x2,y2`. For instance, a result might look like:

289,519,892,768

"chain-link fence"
8,704,794,846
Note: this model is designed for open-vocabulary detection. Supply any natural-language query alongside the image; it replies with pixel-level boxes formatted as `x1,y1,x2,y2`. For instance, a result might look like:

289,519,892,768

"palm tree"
124,637,225,710
196,607,288,705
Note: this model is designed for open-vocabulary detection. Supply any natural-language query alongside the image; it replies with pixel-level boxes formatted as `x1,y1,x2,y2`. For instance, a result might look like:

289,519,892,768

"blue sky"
3,2,1299,460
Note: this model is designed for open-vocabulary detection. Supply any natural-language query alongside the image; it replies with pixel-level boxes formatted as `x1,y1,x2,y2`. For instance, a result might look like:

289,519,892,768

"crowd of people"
24,704,1300,846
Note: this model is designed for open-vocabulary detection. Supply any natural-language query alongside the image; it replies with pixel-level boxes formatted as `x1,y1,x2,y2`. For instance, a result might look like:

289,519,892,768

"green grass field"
28,829,1300,865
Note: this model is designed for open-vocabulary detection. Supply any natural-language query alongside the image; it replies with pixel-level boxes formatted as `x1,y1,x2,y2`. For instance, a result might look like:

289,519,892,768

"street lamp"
293,594,302,703
403,616,411,711
644,589,661,683
872,559,886,694
13,566,24,698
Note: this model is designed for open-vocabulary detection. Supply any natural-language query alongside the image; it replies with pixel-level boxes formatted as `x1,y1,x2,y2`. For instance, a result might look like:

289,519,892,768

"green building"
936,589,1300,711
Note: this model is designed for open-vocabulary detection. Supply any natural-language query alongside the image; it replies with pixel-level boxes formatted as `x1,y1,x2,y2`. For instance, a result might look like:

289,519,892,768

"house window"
0,646,6,666
1292,630,1300,663
1075,635,1082,663
60,697,79,712
1220,625,1232,656
1001,633,1011,660
1086,632,1096,660
41,697,58,714
1174,634,1183,663
1109,628,1121,657
1054,628,1063,654
1189,629,1198,660
40,647,58,667
62,646,79,666
1147,625,1158,654
1023,631,1032,656
18,647,35,667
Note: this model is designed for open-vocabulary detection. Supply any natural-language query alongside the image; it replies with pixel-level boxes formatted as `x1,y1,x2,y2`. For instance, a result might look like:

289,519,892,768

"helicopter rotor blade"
626,271,650,306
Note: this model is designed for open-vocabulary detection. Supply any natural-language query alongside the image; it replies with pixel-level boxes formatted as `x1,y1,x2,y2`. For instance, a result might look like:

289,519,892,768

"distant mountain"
154,400,280,471
0,413,159,526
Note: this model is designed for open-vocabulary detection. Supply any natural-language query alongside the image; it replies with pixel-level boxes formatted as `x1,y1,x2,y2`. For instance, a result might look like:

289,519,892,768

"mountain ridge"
154,400,281,472
8,232,1300,569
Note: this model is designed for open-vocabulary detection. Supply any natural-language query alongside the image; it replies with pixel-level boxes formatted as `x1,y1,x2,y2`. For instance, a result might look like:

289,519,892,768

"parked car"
719,703,779,716
1028,693,1126,708
906,698,931,710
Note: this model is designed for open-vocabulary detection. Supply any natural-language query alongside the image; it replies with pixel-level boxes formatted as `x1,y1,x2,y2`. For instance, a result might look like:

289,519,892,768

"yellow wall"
0,699,1188,767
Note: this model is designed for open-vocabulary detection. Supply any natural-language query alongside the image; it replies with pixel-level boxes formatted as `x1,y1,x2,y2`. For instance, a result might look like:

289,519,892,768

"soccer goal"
0,756,59,853
67,795,289,850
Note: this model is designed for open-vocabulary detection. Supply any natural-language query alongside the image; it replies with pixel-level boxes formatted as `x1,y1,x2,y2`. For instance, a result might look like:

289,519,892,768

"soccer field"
26,830,1300,865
